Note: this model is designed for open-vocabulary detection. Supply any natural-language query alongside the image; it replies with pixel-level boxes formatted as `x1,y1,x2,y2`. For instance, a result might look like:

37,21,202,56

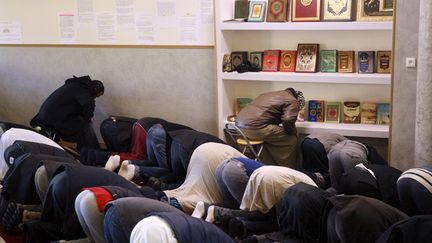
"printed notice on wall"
58,13,76,43
136,12,156,44
199,0,213,24
179,14,197,43
0,21,22,43
116,0,135,26
97,12,116,42
77,0,95,26
156,0,177,28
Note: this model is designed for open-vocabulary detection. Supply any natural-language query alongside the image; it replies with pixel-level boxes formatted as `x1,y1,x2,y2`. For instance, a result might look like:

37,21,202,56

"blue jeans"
216,158,251,208
146,124,169,170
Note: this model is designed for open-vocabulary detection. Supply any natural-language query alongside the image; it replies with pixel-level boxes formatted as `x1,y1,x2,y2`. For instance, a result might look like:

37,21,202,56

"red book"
262,50,281,72
279,50,297,72
292,0,321,22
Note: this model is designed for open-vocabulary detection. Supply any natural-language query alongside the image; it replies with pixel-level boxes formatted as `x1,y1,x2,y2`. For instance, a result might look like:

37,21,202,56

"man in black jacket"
33,75,104,151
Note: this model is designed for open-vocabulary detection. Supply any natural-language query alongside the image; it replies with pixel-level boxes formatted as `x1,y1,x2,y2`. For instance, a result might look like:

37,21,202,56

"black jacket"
35,76,97,136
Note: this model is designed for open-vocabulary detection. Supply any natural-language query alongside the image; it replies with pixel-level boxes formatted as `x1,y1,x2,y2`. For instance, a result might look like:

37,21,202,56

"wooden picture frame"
357,0,393,21
250,51,264,71
320,50,338,72
248,1,267,22
295,43,319,73
266,0,289,22
292,0,321,22
322,0,354,21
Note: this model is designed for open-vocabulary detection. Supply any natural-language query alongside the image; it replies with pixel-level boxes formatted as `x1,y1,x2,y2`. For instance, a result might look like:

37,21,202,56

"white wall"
0,46,217,138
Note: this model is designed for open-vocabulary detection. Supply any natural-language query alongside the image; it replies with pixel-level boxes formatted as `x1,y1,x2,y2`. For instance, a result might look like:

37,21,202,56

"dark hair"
92,80,104,95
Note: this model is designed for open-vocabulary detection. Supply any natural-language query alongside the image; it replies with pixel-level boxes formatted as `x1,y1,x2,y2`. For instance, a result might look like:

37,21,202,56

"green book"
325,101,341,123
320,50,338,72
234,0,250,20
235,97,253,115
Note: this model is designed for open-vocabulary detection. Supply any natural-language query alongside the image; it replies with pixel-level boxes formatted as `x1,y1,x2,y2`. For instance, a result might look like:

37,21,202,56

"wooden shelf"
219,21,393,31
225,121,389,138
221,72,391,85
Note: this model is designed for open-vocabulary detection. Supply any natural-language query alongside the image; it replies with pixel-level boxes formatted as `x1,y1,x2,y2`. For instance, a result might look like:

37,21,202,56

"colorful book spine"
308,100,325,122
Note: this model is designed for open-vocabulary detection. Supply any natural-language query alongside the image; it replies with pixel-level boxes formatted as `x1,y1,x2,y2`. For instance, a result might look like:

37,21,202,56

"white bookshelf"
221,72,391,84
215,0,393,138
220,21,393,31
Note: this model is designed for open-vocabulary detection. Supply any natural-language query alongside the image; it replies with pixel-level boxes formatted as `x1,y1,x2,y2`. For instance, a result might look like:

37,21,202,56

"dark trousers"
104,197,182,243
398,173,432,216
301,138,328,173
63,123,100,152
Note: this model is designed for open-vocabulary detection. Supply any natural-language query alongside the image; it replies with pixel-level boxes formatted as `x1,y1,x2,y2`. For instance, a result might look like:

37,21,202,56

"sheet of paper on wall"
200,0,214,24
136,12,156,44
180,14,198,43
156,0,177,29
116,0,135,26
97,12,117,42
0,21,22,44
77,0,95,27
58,13,76,43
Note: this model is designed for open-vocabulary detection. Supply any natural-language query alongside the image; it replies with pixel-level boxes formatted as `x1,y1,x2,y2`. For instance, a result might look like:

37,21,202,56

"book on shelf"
322,0,354,21
250,51,264,71
231,51,248,71
235,98,253,115
234,0,250,20
377,51,392,74
361,102,377,124
338,51,355,73
377,103,390,125
343,101,361,123
279,50,297,72
358,51,375,73
325,101,341,123
320,50,338,72
292,0,321,22
296,43,319,73
308,100,325,122
266,0,289,22
262,50,281,72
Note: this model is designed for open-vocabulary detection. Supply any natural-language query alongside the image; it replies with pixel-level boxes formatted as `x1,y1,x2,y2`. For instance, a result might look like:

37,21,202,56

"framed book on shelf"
325,101,341,123
234,0,250,20
338,50,355,73
343,101,361,123
231,51,248,71
250,51,264,71
377,103,390,125
296,43,319,73
358,51,375,73
279,50,297,72
308,100,325,122
377,51,392,73
292,0,322,22
357,0,393,21
267,0,289,22
361,102,377,124
262,50,281,72
248,1,267,22
320,50,338,72
323,0,354,21
222,54,232,72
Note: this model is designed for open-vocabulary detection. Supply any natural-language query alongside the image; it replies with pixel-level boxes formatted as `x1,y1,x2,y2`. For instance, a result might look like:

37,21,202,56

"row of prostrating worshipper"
0,118,430,243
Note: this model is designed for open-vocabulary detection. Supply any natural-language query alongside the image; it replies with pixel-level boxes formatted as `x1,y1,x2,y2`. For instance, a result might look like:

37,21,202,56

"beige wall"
0,46,217,138
390,0,420,170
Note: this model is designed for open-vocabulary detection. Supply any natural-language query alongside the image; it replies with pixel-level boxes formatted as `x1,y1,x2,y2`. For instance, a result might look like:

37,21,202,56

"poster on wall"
0,21,22,44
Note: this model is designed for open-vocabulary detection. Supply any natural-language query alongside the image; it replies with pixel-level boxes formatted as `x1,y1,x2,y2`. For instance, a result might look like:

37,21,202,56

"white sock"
118,160,134,180
191,201,206,218
104,155,121,171
205,205,216,223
